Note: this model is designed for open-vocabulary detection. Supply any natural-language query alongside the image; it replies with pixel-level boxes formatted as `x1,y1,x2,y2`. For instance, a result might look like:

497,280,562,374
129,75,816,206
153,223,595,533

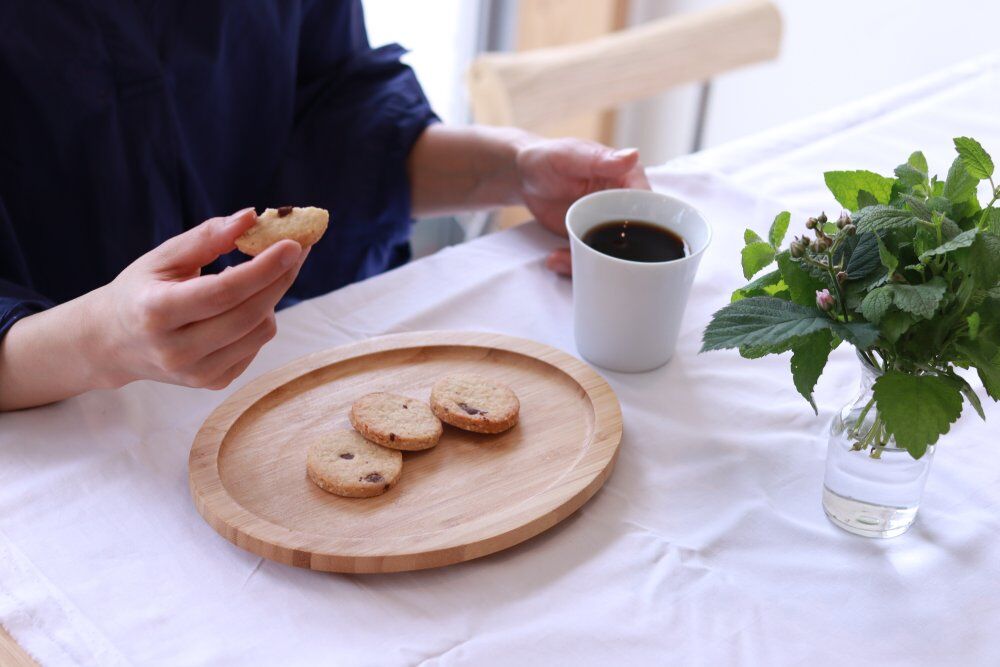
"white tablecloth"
2,55,999,667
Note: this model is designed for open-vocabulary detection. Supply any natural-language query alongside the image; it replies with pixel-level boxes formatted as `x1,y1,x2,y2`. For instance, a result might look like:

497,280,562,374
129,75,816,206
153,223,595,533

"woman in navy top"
0,1,648,410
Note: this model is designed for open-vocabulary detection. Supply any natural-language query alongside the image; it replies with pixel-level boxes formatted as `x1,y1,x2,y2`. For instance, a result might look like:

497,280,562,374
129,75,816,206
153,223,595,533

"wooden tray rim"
188,330,623,572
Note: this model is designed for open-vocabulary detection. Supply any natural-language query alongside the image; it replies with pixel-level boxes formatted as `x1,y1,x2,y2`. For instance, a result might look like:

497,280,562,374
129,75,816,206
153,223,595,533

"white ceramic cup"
566,189,712,373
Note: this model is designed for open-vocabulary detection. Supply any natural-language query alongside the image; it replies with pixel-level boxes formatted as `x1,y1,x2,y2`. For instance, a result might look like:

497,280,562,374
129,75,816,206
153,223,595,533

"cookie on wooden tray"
235,206,329,256
350,392,443,451
430,374,520,434
306,430,402,498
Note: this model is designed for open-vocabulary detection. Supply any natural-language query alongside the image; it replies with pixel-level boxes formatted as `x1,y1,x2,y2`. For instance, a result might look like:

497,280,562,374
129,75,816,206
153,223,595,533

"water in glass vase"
822,355,935,538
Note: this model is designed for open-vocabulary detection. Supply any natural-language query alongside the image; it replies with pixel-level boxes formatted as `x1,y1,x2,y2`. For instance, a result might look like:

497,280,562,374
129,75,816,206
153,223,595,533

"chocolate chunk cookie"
235,206,329,256
306,430,402,498
350,392,442,451
430,374,520,434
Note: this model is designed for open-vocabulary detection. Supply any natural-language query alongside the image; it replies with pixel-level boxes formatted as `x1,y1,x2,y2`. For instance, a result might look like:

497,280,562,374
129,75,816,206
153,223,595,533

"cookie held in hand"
306,430,402,498
430,374,520,434
235,206,329,256
350,392,443,451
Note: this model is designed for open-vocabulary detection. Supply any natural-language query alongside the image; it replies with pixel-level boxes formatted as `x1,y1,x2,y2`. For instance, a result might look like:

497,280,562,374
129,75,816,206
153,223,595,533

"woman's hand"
407,125,651,277
516,139,651,275
0,209,308,411
96,208,308,389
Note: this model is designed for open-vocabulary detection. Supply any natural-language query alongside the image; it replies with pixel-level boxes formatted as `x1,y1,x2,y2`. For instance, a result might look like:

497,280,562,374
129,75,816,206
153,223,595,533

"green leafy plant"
702,138,1000,459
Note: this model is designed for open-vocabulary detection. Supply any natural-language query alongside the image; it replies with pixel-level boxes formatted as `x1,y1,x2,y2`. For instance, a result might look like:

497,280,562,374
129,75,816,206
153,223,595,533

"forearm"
0,292,108,411
407,124,538,217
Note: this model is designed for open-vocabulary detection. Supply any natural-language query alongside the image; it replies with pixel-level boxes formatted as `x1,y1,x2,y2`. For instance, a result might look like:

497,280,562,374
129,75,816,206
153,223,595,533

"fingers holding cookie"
236,206,329,256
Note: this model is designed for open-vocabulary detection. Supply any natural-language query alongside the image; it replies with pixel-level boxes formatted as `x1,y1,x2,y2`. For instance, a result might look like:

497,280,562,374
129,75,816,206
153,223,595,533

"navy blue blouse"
0,1,437,340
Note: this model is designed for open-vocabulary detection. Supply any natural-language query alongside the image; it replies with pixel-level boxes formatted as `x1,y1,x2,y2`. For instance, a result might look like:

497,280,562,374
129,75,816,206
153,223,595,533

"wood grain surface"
468,0,781,130
0,625,37,667
189,332,623,574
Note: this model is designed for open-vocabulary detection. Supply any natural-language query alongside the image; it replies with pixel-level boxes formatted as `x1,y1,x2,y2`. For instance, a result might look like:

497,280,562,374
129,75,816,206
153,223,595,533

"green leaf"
887,279,948,319
943,155,980,203
873,372,964,458
957,340,1000,401
856,190,879,209
744,228,764,244
938,372,985,421
769,211,791,248
967,312,981,340
740,343,786,359
741,241,776,280
919,228,978,261
824,170,893,210
876,234,898,278
859,279,947,323
901,194,933,221
894,164,926,191
790,330,833,413
855,205,923,233
984,208,1000,236
927,196,953,216
834,321,881,349
841,232,882,282
702,297,841,352
860,287,893,323
777,252,827,306
954,136,994,179
958,232,1000,285
880,310,914,344
908,151,928,175
732,268,782,302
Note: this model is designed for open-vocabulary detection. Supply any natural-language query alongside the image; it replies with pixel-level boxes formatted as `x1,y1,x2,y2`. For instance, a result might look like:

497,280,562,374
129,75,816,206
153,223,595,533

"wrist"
73,287,130,390
475,126,540,207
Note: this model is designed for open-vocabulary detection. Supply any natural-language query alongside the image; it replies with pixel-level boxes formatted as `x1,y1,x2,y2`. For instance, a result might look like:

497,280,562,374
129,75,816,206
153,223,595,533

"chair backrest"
468,0,782,134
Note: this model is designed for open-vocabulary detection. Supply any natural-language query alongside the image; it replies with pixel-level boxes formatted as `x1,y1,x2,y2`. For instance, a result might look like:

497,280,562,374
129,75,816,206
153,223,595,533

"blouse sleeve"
272,0,440,287
0,196,53,340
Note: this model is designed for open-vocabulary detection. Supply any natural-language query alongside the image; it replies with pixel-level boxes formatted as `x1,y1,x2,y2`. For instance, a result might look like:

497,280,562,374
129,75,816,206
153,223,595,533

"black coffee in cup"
582,220,687,263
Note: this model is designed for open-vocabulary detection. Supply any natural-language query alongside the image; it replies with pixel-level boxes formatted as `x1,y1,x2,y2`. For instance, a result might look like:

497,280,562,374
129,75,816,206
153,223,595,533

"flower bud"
816,289,835,311
843,224,856,236
790,241,805,258
818,212,828,224
836,271,848,284
837,211,851,229
800,236,811,249
805,217,817,230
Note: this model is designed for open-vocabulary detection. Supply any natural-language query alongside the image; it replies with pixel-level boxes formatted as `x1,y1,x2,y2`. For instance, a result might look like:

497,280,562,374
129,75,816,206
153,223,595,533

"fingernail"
612,147,639,159
225,207,256,229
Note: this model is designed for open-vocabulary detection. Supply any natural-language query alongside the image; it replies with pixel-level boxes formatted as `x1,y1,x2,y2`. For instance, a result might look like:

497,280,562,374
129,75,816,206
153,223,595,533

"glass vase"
821,354,935,538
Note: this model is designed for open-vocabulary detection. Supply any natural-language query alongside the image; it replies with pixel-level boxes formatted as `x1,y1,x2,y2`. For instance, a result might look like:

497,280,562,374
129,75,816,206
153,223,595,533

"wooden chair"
468,0,782,227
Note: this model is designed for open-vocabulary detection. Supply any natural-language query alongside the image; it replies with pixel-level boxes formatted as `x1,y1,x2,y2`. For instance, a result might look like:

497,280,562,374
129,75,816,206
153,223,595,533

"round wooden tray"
188,331,623,573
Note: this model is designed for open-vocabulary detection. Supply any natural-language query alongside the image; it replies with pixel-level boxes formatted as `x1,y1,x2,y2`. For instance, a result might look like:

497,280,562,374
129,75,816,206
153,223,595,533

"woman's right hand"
95,208,308,390
0,209,309,411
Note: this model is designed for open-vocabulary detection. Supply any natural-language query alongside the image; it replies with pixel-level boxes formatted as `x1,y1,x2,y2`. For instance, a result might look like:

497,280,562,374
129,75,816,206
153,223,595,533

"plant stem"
825,252,850,322
850,396,877,438
979,191,998,229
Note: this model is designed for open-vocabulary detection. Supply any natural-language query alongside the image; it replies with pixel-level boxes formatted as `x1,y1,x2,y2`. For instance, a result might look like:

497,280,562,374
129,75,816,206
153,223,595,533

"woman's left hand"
516,139,651,275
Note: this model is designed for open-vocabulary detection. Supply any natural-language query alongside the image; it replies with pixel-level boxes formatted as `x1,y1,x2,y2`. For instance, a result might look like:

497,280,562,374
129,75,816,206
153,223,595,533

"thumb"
150,208,257,273
590,147,640,179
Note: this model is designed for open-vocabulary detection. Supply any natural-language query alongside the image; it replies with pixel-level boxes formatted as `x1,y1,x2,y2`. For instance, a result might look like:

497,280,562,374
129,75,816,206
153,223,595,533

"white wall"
361,0,480,125
619,0,1000,165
